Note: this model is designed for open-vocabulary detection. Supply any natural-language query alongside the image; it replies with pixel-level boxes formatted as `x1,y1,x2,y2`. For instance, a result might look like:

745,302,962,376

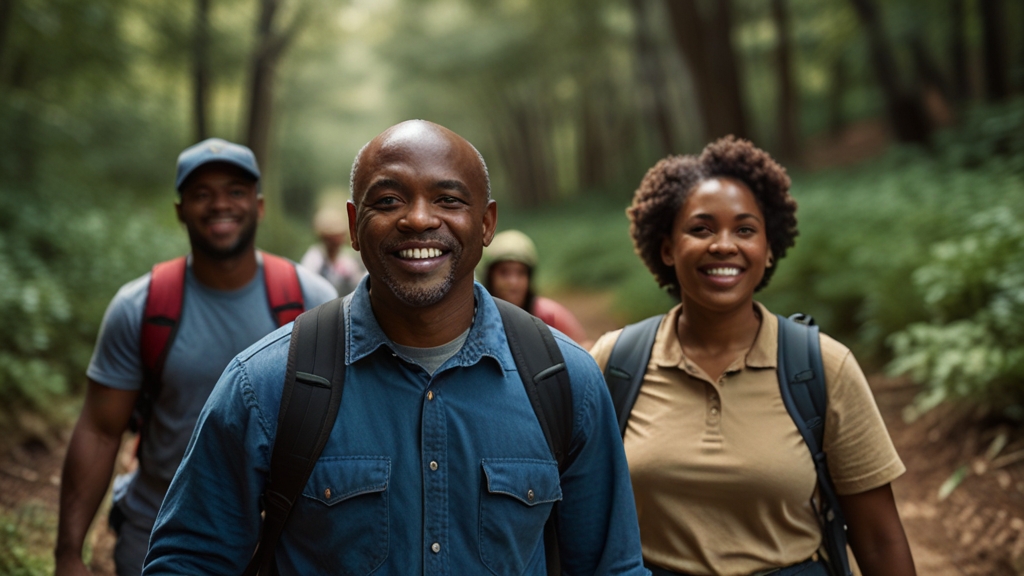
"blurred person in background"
480,229,591,347
590,137,916,576
300,206,366,297
54,138,337,576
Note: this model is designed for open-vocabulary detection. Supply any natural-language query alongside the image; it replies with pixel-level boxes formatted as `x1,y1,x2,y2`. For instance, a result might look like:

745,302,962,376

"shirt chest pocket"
289,456,390,576
479,458,562,576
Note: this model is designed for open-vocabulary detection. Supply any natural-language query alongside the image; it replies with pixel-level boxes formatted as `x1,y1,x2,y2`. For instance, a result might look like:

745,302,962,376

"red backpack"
130,252,304,444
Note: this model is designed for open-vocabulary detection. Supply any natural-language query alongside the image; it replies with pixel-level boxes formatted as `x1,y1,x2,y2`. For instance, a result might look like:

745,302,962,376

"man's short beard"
375,233,461,307
188,220,258,261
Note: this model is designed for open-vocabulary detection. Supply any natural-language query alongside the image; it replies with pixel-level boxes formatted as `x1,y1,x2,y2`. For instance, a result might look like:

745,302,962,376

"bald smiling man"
143,121,650,576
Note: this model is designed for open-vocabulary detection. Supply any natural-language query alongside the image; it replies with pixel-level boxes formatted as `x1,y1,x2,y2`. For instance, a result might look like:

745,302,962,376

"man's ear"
347,200,359,251
482,200,497,246
256,193,265,222
175,198,184,224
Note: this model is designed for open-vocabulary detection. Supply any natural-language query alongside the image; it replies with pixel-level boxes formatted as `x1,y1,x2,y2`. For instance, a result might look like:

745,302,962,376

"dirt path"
3,290,1023,574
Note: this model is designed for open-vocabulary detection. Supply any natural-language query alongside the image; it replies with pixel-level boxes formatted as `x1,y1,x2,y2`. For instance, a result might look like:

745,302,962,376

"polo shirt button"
431,542,441,553
527,489,535,501
710,407,719,416
429,461,438,471
427,390,434,401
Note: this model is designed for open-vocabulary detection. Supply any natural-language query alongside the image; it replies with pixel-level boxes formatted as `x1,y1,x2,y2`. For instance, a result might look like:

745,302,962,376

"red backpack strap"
262,252,304,326
141,257,188,380
133,256,187,440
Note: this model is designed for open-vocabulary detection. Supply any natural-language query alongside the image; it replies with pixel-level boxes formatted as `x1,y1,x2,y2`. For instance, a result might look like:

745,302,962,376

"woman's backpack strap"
604,315,664,437
776,314,853,576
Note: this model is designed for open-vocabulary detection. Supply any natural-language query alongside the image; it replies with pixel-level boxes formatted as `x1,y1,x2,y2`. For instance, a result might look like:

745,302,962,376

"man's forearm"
55,420,124,563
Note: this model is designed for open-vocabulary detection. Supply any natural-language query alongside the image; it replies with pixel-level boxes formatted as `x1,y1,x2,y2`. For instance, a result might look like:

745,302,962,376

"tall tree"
0,0,13,73
771,0,798,161
950,0,970,102
628,0,675,156
979,0,1009,101
192,0,211,142
827,53,848,136
244,0,307,167
664,0,749,142
848,0,932,144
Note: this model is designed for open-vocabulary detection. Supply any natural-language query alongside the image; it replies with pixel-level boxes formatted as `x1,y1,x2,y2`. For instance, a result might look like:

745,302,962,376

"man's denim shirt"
144,280,649,576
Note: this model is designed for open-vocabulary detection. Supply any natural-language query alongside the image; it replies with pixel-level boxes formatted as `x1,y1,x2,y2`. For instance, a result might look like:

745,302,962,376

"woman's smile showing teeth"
704,266,741,277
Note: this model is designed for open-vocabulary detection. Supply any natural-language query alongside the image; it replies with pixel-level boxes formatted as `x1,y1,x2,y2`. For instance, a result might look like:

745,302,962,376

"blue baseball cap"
175,138,261,191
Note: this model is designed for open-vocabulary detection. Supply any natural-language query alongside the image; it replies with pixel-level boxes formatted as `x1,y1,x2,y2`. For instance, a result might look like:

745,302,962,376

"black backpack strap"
495,299,573,470
494,298,572,576
244,298,347,576
776,314,853,576
603,315,663,437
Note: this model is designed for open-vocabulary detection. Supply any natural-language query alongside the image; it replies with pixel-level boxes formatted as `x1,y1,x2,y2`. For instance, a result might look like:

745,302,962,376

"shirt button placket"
422,387,448,573
707,386,722,426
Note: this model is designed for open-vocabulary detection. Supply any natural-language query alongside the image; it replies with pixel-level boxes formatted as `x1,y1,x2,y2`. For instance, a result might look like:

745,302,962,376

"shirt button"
427,390,434,401
527,489,535,501
710,407,719,416
431,542,441,553
324,488,331,499
429,461,438,471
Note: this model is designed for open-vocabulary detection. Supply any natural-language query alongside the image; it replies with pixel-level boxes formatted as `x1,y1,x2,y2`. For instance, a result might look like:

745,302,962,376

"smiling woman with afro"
589,136,917,576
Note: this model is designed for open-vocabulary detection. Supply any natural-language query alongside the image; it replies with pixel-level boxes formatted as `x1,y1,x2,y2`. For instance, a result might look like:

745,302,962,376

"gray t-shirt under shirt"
390,328,470,376
87,255,337,522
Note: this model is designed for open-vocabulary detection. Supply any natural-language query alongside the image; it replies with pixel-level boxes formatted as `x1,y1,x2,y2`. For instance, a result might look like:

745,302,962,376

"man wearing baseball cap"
54,138,338,576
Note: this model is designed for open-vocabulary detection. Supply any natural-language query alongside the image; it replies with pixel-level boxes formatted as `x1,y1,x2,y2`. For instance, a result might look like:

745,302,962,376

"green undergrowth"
501,105,1024,377
0,503,58,576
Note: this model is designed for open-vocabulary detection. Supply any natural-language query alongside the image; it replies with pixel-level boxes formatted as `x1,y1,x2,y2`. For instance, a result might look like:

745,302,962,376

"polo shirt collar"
650,301,778,371
345,277,512,374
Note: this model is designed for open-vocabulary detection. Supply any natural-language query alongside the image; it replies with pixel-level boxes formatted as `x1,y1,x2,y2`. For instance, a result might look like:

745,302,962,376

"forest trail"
2,288,1023,574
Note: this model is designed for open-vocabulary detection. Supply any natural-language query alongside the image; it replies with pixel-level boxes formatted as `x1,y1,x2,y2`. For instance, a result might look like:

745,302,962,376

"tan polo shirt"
590,302,905,576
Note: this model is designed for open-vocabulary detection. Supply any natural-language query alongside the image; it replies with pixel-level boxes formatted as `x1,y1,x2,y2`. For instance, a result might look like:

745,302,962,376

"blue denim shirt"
144,280,649,576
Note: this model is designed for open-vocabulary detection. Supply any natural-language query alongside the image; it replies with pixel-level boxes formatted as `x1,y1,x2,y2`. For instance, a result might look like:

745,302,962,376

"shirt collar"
346,277,512,374
651,301,777,371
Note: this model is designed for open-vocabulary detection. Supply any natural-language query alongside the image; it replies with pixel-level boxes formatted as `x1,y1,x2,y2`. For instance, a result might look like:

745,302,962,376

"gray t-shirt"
87,254,337,522
390,328,470,375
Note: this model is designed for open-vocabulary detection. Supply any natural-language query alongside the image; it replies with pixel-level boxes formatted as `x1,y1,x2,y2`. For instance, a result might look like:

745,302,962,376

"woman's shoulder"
588,327,625,370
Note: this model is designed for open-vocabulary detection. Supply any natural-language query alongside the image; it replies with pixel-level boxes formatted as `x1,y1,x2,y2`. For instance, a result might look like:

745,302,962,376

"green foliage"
934,98,1024,174
888,209,1024,419
0,503,58,576
0,185,183,417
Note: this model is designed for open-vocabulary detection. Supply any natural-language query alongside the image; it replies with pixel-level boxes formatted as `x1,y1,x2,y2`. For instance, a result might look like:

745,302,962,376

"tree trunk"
664,0,748,142
0,0,14,76
950,0,969,101
494,88,557,209
771,0,798,161
244,0,280,168
628,0,675,156
848,0,932,144
911,35,952,103
979,0,1008,101
244,0,306,168
828,53,847,136
192,0,211,143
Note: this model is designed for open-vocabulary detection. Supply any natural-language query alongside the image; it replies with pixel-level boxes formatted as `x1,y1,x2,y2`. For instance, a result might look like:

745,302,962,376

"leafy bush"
0,185,183,425
887,210,1024,419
